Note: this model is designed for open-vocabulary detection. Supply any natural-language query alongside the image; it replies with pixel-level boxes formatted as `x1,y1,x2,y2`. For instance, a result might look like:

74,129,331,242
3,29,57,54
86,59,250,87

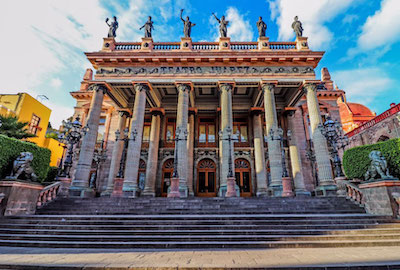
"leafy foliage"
343,138,400,180
0,115,36,139
44,166,59,184
0,134,51,182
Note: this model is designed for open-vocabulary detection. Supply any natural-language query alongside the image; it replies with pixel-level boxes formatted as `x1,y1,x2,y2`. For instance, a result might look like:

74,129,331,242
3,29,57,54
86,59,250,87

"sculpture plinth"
180,37,192,50
225,177,237,197
141,37,153,51
282,177,294,197
102,37,115,51
168,177,180,198
111,178,124,197
258,36,270,50
219,37,231,50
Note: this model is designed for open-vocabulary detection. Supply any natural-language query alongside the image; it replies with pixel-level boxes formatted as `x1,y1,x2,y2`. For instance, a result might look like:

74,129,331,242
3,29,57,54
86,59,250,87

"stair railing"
37,182,61,208
344,182,364,206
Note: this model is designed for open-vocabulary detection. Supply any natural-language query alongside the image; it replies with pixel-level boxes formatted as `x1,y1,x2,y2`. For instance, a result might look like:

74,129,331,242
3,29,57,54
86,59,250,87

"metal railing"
37,182,61,208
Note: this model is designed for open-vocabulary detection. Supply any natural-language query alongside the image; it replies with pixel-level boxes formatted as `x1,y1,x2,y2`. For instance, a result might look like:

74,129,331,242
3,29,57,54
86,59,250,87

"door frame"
235,158,252,197
196,159,217,197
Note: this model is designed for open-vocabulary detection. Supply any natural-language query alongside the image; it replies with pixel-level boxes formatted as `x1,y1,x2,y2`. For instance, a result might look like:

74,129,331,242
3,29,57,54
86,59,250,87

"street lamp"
58,116,86,178
90,140,108,189
269,127,289,178
116,128,137,178
319,116,349,178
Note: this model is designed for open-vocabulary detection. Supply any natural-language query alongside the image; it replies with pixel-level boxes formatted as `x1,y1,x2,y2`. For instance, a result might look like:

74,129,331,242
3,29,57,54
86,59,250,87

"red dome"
347,103,375,116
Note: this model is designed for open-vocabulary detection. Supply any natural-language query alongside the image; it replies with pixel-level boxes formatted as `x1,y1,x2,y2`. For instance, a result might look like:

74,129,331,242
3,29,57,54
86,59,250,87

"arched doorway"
197,159,217,197
161,159,174,197
138,159,146,191
235,158,252,197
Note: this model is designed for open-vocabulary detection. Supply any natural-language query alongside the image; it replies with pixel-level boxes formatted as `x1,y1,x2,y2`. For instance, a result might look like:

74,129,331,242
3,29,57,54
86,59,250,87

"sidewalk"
0,246,400,269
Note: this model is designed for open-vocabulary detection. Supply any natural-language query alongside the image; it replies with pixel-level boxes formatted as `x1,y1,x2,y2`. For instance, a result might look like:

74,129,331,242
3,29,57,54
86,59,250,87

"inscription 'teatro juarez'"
96,66,315,76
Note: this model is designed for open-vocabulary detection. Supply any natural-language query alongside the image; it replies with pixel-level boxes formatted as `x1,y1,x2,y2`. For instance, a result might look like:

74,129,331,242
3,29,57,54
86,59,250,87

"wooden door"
161,159,174,197
197,159,217,197
234,159,252,197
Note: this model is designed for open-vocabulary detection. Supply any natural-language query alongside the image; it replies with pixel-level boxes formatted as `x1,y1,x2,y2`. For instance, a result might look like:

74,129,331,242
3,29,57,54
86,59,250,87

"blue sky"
1,0,399,127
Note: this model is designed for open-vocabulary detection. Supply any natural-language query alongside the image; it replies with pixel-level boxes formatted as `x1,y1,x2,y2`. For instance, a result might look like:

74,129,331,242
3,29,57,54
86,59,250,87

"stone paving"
0,247,400,269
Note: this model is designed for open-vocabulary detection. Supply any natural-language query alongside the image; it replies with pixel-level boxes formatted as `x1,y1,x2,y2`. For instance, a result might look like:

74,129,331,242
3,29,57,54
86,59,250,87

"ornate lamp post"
58,116,87,178
90,140,107,189
319,116,349,179
305,140,318,187
168,127,188,198
219,127,237,197
116,128,137,178
270,127,294,197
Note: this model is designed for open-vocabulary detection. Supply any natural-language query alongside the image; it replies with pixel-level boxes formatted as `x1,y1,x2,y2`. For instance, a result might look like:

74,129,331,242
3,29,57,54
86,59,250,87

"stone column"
142,109,162,197
70,84,106,197
287,111,310,196
187,111,195,196
175,83,191,197
253,111,268,196
122,83,148,197
262,82,282,196
218,83,236,197
304,83,336,195
102,111,129,196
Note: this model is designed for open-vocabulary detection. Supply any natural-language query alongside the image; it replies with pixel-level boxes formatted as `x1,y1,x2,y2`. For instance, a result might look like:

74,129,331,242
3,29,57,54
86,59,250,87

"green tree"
0,115,36,139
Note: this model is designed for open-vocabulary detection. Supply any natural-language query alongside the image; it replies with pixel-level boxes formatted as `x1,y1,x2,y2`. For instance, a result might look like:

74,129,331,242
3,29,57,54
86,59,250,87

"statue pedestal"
111,178,124,197
141,37,153,51
225,177,237,197
0,180,43,216
219,37,231,50
57,177,72,197
282,177,294,197
258,37,270,50
358,179,400,216
296,36,309,50
102,37,115,51
180,37,192,50
168,177,180,198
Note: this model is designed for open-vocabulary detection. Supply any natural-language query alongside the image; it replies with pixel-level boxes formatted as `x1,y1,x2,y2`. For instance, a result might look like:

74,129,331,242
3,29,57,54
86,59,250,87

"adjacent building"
0,93,64,167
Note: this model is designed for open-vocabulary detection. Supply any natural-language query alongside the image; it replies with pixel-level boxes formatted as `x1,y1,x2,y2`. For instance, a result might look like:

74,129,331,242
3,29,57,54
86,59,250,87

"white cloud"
226,7,253,41
357,0,400,51
50,78,62,89
332,67,394,109
268,0,355,49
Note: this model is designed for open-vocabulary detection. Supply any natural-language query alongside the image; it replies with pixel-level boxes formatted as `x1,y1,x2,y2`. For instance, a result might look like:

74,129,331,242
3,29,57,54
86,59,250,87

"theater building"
68,35,345,198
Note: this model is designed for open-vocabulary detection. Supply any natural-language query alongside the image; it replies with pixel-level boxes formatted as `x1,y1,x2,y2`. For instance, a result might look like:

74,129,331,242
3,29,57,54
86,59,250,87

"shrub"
343,138,400,180
44,166,59,184
0,134,51,182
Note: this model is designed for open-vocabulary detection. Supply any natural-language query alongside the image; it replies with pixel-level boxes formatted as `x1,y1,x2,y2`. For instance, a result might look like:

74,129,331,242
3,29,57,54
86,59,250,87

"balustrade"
37,182,61,208
153,43,180,50
345,182,364,206
192,43,219,50
115,43,141,50
269,42,296,50
231,43,258,50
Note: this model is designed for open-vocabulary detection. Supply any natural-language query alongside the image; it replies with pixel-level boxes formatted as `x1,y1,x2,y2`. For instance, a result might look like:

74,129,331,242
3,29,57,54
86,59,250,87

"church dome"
347,103,375,116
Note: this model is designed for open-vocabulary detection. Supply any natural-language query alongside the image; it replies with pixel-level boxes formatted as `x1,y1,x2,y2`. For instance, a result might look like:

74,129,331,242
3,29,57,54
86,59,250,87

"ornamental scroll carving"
96,66,314,76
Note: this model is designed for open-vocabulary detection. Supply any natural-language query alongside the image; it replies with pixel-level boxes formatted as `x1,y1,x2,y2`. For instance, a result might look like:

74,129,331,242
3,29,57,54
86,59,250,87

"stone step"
1,239,400,249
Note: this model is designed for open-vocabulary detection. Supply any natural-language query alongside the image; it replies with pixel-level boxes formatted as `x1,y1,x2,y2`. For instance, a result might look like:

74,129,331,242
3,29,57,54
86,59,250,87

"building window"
165,117,176,142
233,118,248,146
198,118,216,147
97,116,106,142
29,114,41,135
142,118,151,142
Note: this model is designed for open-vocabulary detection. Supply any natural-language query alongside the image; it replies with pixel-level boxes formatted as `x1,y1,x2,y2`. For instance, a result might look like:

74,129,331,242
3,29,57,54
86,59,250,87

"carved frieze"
96,66,314,76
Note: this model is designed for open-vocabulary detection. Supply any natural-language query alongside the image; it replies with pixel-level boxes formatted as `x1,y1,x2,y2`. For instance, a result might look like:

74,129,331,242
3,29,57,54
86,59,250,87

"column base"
218,184,240,197
295,190,312,196
69,186,95,198
315,185,337,197
111,178,124,197
141,189,156,197
256,187,269,197
268,185,283,197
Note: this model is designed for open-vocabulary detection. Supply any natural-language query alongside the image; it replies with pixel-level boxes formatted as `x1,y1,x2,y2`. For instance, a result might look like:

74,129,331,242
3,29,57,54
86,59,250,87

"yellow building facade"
0,93,64,167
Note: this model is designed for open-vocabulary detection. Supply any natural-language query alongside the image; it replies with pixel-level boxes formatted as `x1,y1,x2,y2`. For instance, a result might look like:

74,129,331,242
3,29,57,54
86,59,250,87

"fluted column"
175,83,191,197
262,82,282,196
102,111,129,195
70,84,106,197
218,83,236,197
123,83,148,197
187,111,195,196
304,83,336,195
287,110,310,196
253,111,268,196
142,109,162,197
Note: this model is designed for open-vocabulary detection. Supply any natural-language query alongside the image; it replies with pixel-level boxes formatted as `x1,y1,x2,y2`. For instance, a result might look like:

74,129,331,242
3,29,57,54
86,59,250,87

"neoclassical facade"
68,36,344,198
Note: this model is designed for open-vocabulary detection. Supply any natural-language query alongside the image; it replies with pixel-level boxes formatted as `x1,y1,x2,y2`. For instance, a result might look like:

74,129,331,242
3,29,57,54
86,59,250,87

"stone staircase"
0,196,399,249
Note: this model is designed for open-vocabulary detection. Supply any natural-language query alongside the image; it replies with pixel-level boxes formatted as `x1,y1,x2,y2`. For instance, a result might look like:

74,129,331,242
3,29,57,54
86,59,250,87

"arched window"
197,159,216,197
161,159,174,197
377,135,390,142
235,158,252,197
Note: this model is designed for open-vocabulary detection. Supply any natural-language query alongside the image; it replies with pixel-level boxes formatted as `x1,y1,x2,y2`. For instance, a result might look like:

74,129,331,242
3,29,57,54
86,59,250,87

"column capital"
218,81,235,92
88,83,107,94
133,82,151,92
118,110,131,118
150,107,165,116
175,82,193,93
303,80,321,93
260,80,278,93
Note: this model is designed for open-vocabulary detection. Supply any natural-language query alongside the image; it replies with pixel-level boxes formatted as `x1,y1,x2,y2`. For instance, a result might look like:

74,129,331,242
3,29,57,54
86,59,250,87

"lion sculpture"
364,150,394,181
7,152,38,182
